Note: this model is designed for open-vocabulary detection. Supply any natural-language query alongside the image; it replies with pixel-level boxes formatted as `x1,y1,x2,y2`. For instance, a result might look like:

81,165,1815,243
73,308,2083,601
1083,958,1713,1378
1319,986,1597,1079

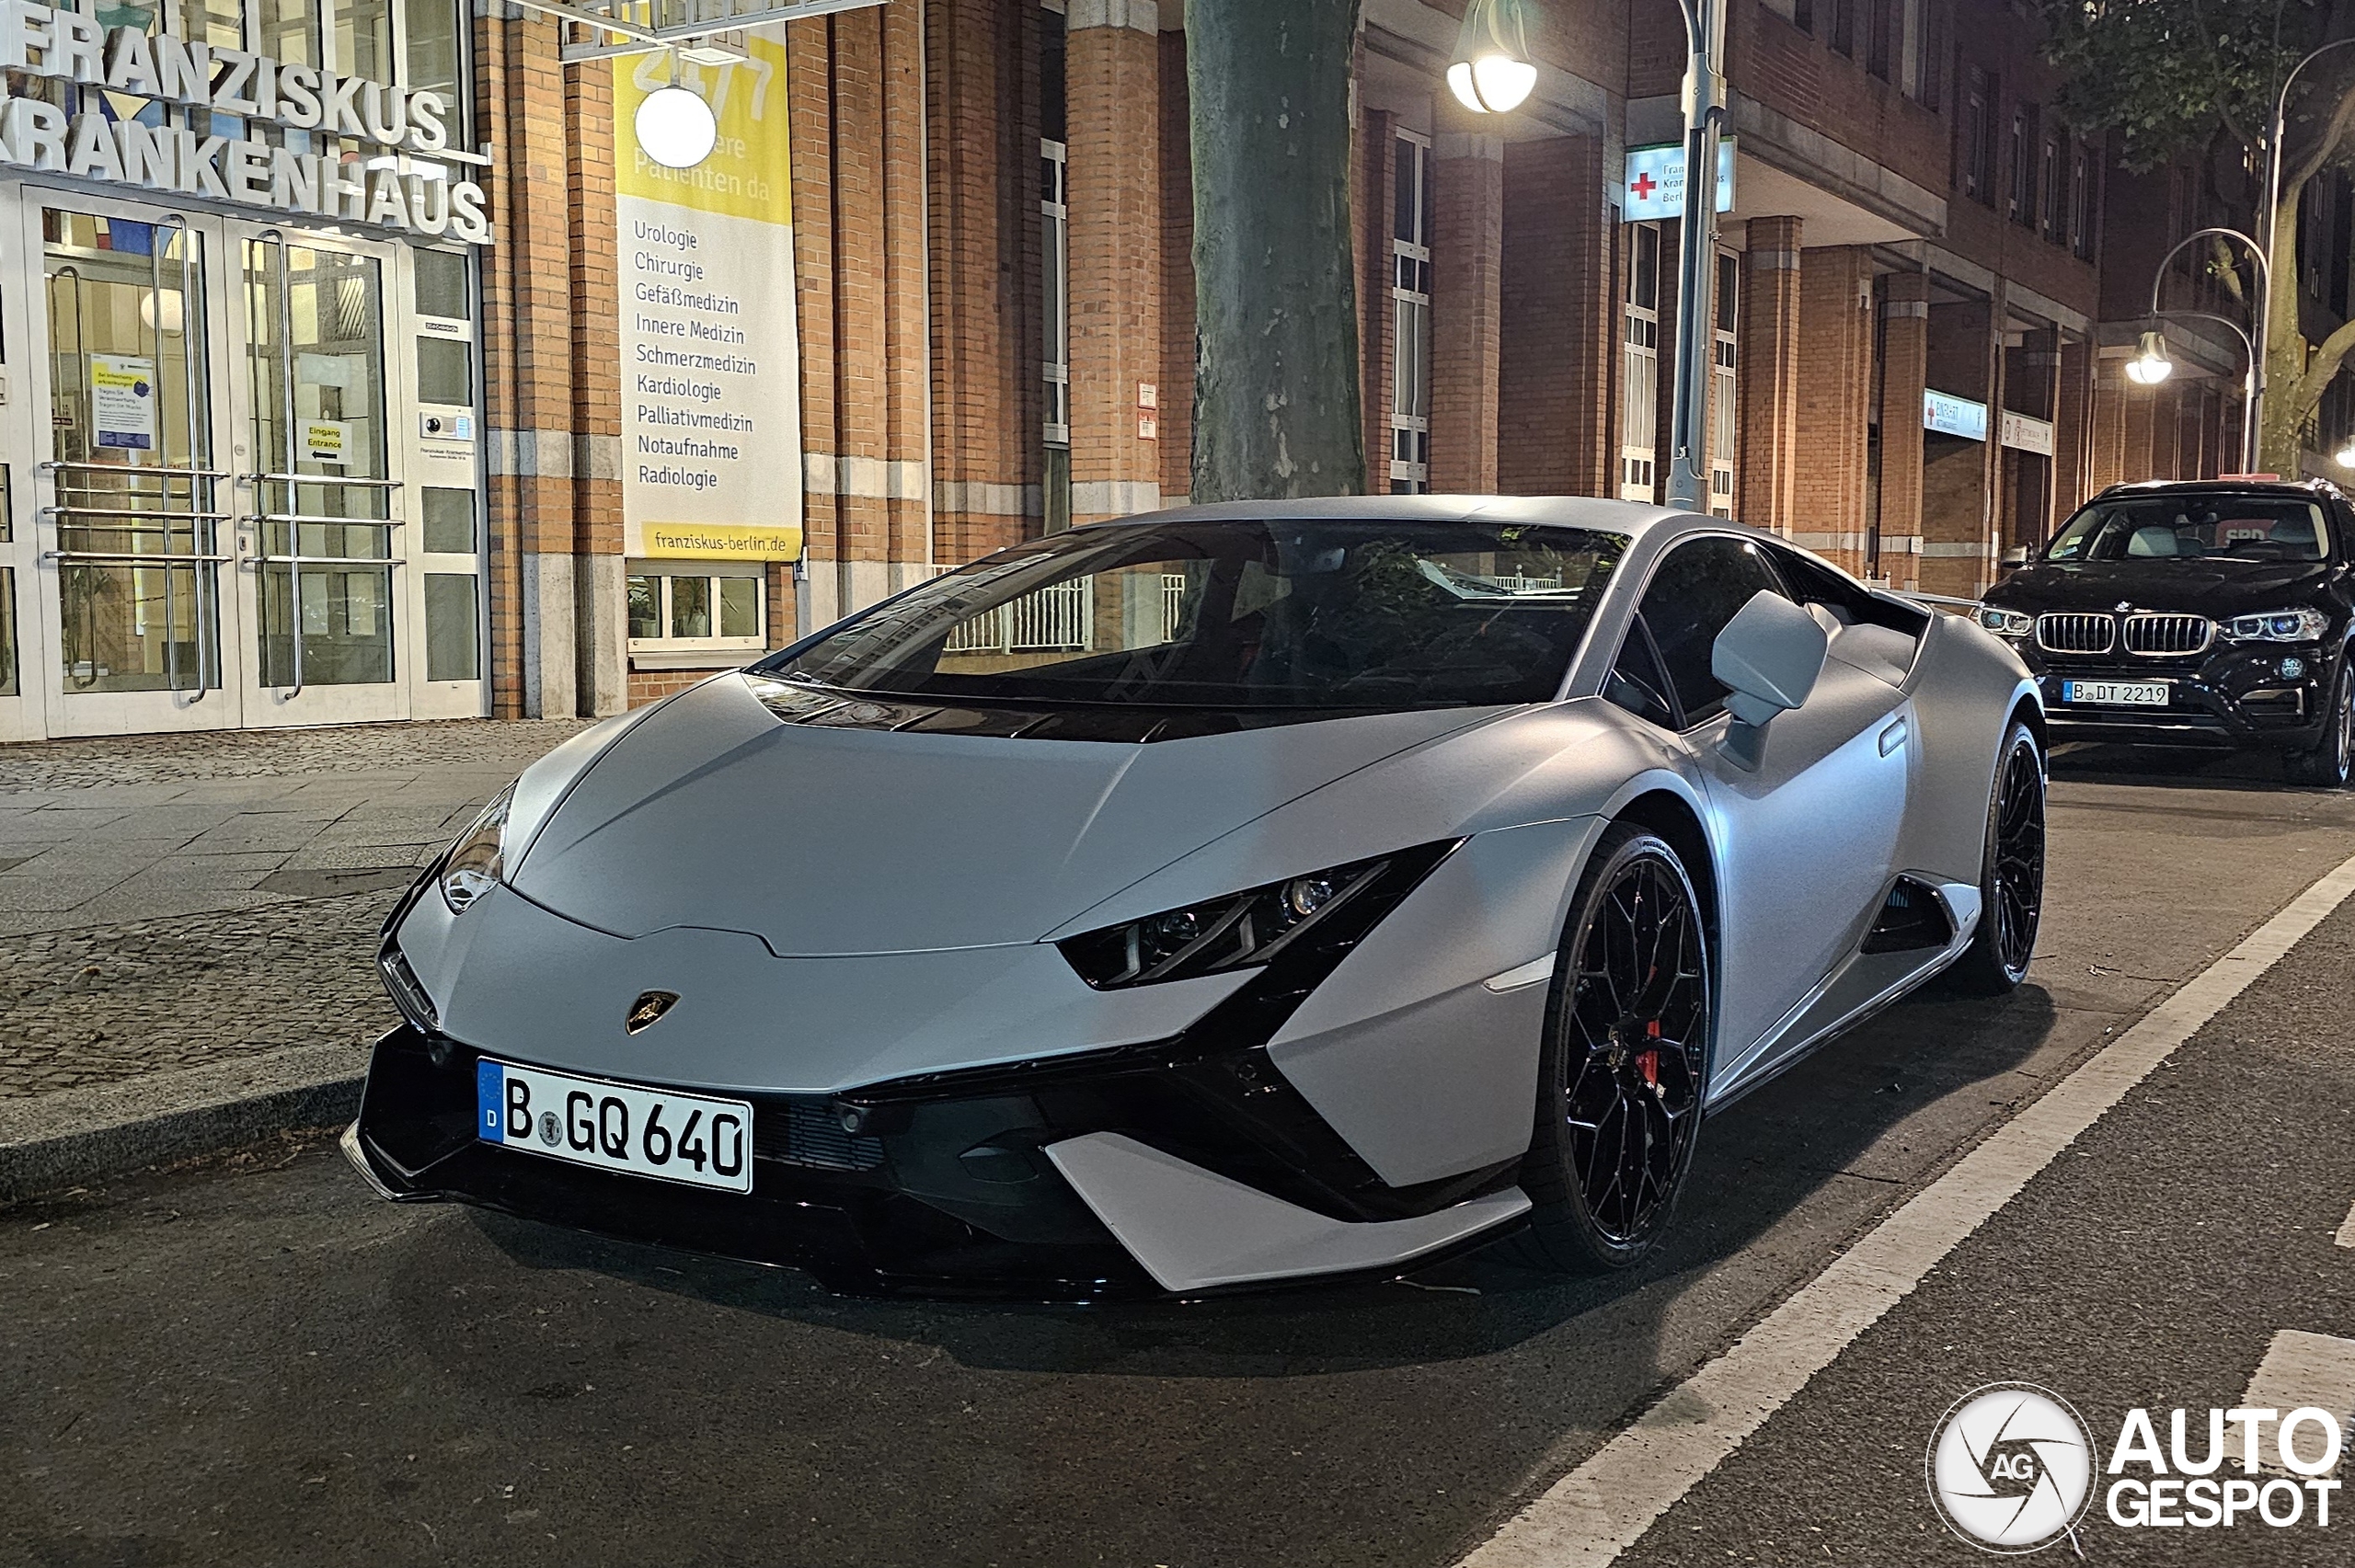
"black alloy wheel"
1950,721,2046,995
1517,824,1711,1273
2290,658,2353,788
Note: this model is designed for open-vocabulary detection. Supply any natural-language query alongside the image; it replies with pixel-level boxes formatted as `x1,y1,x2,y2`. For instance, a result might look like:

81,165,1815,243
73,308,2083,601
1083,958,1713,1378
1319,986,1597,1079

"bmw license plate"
476,1058,752,1193
2062,680,2169,707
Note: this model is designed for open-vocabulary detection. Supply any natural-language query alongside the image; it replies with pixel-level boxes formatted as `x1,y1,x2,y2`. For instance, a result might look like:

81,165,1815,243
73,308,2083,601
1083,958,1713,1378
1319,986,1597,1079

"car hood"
1986,559,2339,618
507,673,1507,955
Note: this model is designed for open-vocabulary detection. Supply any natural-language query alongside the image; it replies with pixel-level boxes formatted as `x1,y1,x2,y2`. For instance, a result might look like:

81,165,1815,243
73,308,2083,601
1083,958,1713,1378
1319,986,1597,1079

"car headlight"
1058,842,1458,990
1976,606,2034,638
439,786,513,913
2222,607,2332,644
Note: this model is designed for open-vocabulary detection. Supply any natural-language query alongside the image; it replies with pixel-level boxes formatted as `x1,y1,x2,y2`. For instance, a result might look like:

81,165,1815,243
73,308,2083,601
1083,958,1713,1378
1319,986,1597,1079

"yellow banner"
614,38,793,229
632,521,806,562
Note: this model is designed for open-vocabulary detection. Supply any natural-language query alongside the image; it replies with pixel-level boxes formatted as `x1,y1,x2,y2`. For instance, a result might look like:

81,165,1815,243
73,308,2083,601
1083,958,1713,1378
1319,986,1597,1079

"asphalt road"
5,745,2354,1568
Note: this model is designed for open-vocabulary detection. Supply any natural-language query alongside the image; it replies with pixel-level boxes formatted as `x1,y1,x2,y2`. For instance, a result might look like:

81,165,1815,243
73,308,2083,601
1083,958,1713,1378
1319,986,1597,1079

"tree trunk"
2259,192,2312,475
1187,0,1366,502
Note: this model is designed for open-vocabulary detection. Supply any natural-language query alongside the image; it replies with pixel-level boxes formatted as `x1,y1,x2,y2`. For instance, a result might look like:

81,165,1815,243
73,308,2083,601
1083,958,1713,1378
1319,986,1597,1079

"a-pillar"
1065,0,1162,523
1498,135,1615,497
477,6,579,718
1793,245,1876,574
1738,215,1802,533
1876,269,1930,589
1430,132,1504,493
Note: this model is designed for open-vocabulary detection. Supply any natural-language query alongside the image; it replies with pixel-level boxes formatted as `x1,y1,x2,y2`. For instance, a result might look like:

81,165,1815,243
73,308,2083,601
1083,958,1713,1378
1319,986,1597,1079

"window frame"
627,562,769,661
1388,128,1435,495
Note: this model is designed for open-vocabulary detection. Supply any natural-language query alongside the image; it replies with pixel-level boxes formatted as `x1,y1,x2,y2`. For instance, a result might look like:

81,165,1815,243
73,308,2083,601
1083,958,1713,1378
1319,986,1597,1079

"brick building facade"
10,0,2351,738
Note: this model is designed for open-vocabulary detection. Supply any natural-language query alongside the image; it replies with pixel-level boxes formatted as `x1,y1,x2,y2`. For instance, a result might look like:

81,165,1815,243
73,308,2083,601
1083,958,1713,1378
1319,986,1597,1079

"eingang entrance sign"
0,4,490,243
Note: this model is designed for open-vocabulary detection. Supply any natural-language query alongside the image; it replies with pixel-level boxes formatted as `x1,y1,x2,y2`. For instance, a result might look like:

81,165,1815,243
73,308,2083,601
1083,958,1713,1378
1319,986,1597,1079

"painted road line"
2242,1332,2355,1476
1459,850,2355,1568
2337,1198,2355,1249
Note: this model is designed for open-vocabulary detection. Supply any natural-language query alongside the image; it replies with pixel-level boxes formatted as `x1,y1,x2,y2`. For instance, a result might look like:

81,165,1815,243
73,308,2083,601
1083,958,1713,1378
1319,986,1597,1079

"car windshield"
2044,496,2331,564
759,519,1628,710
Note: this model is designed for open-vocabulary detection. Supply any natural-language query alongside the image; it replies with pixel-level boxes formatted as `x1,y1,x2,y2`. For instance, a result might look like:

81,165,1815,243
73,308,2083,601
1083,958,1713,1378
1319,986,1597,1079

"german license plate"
476,1058,752,1193
2062,680,2168,707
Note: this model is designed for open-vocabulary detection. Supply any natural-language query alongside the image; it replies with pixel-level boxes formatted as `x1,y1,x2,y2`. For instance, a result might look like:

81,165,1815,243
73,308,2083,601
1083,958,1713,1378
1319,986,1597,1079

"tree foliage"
2034,0,2355,470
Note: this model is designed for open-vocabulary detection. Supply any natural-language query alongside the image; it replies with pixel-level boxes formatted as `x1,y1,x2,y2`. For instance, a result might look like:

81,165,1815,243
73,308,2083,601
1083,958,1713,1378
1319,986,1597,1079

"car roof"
1069,493,1740,543
2089,477,2347,505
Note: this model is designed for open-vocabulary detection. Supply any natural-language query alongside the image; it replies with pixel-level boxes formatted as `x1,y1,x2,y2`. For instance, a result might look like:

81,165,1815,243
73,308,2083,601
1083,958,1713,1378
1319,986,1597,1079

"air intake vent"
2122,612,2212,657
2036,612,2114,656
755,1100,886,1171
1862,877,1954,955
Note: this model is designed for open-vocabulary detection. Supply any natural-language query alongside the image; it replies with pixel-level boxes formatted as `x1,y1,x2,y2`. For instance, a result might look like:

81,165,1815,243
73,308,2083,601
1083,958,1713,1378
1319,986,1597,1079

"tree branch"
2281,69,2355,198
2278,313,2355,428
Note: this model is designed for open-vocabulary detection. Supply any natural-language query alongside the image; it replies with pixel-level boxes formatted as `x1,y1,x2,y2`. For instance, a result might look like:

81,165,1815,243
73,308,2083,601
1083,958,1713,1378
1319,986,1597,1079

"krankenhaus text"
0,5,489,243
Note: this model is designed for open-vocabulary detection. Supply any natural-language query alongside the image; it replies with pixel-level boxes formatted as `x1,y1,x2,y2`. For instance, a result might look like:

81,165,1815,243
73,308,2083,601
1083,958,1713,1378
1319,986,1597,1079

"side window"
1606,612,1681,729
1636,537,1790,724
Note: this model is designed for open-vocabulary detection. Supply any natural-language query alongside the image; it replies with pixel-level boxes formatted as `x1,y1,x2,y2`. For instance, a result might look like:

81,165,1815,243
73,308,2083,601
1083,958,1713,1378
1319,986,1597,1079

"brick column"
2086,358,2128,495
925,0,1038,566
2051,334,2095,516
1065,0,1162,523
1737,215,1803,533
1793,245,1875,574
1876,269,1930,589
564,60,625,716
1921,298,1993,598
788,4,934,631
1429,132,1504,493
1499,135,1614,497
477,6,578,718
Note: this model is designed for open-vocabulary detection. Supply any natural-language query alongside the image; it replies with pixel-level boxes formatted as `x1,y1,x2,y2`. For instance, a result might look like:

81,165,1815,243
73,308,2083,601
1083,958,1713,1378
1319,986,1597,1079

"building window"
627,566,767,660
1961,68,1995,205
1868,0,1891,79
1,464,14,699
1390,130,1435,494
1710,252,1739,519
2009,105,2038,227
1829,0,1855,56
2040,134,2064,244
2071,142,2098,260
1899,0,1926,102
1621,223,1661,503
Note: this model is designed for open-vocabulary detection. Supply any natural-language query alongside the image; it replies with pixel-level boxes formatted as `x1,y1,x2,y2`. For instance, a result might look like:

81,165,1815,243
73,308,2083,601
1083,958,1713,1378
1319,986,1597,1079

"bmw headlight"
438,786,513,912
1976,606,2034,639
1058,842,1458,990
2222,607,2331,644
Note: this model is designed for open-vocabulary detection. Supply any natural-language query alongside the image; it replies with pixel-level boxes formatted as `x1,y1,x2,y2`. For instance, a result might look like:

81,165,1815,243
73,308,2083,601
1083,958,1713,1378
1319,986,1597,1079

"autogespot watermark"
1928,1382,2346,1554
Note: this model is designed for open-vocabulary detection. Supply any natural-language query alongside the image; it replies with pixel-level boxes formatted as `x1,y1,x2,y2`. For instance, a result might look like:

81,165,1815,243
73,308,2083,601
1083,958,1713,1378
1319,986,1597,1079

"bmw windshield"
759,518,1628,711
2045,496,2332,564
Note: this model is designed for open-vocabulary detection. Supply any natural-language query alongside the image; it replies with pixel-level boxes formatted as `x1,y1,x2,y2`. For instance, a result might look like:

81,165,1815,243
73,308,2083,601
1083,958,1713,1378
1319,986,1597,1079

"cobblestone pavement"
0,719,592,1100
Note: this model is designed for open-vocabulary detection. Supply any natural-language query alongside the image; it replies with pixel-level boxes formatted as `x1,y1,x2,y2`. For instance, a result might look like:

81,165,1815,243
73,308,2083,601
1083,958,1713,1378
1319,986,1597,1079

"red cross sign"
1630,172,1658,199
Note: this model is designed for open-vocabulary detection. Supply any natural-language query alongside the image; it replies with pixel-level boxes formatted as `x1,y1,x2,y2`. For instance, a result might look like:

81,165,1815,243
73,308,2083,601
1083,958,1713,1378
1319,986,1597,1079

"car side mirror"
2001,545,2031,569
1711,592,1829,769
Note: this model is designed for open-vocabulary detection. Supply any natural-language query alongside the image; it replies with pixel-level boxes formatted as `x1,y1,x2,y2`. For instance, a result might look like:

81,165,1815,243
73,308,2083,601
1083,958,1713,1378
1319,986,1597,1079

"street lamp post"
1448,1,1725,512
1662,0,1727,512
2136,226,2269,473
2254,38,2355,468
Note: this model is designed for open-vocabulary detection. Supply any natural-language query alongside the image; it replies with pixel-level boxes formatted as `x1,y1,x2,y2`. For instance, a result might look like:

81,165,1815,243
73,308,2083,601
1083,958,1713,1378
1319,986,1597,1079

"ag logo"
1927,1383,2095,1554
626,990,680,1035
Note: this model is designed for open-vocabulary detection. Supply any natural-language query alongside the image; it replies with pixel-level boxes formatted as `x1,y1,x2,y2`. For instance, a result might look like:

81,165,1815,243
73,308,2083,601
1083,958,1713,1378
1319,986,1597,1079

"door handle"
1878,717,1909,756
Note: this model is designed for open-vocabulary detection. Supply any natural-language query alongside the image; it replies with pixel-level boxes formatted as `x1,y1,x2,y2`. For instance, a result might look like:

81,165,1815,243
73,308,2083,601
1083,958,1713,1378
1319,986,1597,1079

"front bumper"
2011,644,2335,750
349,949,1530,1300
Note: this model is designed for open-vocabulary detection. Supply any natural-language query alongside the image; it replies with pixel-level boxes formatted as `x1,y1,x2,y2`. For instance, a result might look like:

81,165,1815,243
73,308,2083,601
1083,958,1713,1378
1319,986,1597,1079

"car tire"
2288,658,2353,789
1514,823,1712,1275
1947,720,2046,996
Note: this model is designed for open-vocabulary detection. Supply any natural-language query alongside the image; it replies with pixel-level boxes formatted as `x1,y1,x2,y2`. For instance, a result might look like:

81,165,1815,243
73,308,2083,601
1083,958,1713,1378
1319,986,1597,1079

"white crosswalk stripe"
2242,1331,2355,1476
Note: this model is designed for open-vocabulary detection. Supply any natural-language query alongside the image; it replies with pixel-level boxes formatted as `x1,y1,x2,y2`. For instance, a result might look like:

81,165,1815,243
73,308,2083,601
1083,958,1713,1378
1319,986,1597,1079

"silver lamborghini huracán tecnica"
346,498,2046,1298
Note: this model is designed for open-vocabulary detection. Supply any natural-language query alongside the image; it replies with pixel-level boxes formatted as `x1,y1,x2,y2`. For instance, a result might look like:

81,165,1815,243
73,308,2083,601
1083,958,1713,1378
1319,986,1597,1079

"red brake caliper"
1636,1019,1661,1087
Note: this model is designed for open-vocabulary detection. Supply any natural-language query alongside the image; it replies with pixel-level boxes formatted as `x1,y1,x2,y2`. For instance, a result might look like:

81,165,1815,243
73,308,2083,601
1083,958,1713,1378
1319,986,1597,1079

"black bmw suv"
1977,478,2354,786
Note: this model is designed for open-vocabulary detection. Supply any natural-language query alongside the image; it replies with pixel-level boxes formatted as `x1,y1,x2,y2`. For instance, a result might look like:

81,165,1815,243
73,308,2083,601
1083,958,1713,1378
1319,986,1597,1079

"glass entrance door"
32,203,236,734
234,230,406,723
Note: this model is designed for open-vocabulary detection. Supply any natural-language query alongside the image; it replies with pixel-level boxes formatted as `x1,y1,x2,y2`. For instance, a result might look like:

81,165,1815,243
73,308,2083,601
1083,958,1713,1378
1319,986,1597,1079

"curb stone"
0,1044,363,1205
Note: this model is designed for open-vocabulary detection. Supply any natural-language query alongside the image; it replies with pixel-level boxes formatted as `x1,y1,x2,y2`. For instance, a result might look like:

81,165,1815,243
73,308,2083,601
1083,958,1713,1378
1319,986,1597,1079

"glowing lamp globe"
636,86,718,171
